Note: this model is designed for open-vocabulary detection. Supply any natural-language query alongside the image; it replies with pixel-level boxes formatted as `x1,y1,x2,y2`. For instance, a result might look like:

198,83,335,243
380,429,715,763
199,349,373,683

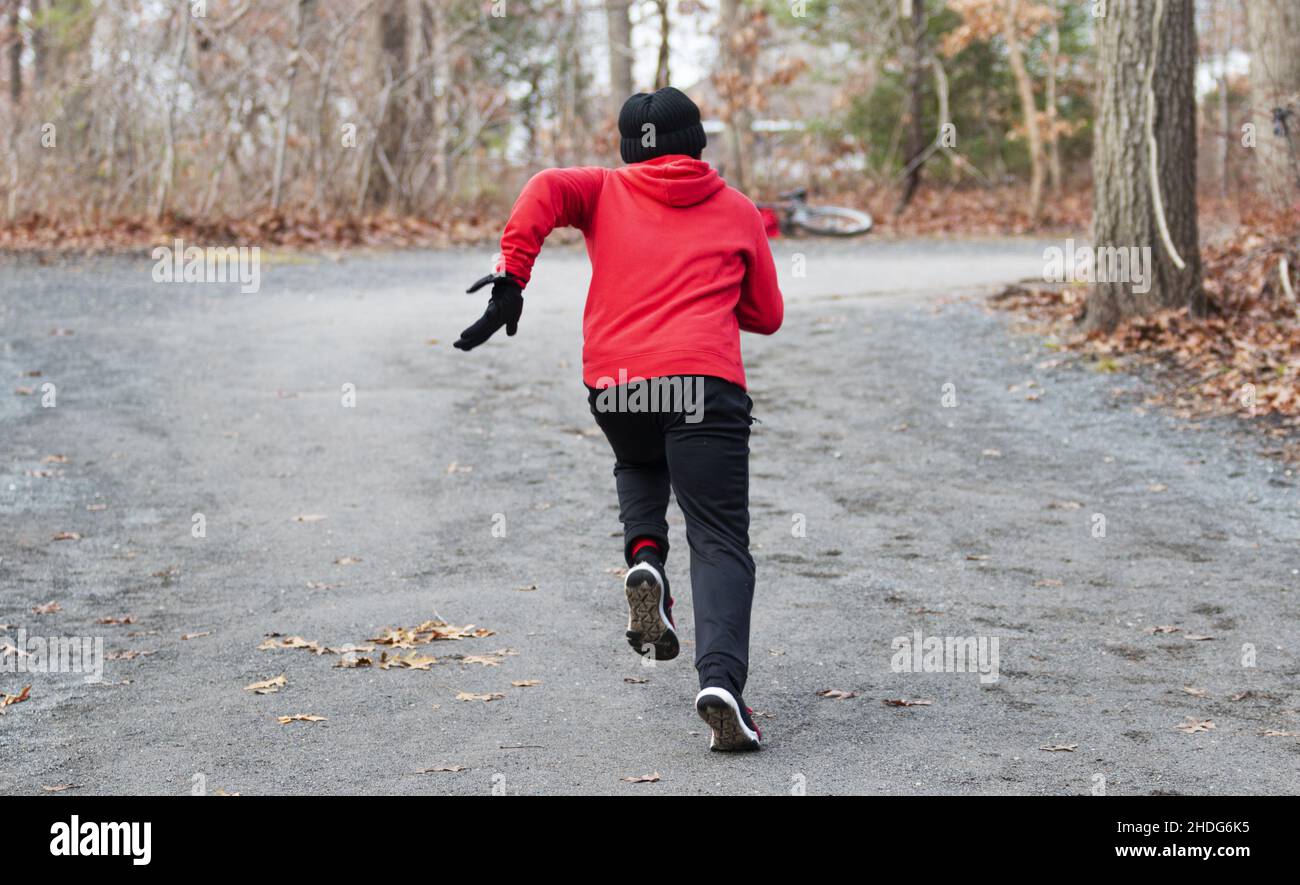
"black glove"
453,273,524,351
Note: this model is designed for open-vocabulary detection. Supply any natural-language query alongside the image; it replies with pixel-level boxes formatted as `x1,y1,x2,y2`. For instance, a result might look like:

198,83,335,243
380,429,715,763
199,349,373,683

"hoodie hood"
617,155,726,208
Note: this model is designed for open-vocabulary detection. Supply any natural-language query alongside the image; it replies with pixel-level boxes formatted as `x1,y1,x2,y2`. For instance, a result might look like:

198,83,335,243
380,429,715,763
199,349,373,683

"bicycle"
754,188,874,238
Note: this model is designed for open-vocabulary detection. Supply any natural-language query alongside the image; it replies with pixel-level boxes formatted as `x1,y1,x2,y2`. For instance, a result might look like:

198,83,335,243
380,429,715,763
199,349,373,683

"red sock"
630,538,660,559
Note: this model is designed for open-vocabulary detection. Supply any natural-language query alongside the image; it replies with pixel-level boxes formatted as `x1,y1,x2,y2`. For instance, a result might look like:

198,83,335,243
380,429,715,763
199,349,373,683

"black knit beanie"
618,87,707,163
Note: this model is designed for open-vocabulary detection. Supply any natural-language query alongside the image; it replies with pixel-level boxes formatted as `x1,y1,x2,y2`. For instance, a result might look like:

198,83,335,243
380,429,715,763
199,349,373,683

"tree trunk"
653,0,670,89
7,0,21,106
1245,0,1300,203
718,0,754,192
1084,0,1203,333
1003,0,1044,226
895,0,928,214
430,0,452,203
272,0,311,213
371,0,408,208
1045,2,1061,192
605,0,633,107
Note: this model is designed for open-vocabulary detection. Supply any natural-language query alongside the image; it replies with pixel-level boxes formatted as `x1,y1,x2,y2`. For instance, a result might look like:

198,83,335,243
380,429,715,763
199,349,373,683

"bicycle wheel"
791,205,874,237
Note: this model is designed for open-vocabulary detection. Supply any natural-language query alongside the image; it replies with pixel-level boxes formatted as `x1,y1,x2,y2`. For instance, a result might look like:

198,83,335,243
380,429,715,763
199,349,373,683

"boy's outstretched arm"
735,213,784,335
454,167,606,351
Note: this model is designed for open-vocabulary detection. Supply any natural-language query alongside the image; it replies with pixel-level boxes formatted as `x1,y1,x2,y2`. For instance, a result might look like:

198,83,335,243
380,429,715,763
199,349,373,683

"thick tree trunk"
1084,0,1203,333
1245,0,1300,203
1004,0,1044,226
605,0,633,107
894,0,928,215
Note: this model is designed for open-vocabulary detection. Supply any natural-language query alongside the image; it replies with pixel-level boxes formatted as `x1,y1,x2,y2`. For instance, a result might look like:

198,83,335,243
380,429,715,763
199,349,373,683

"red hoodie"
498,155,783,391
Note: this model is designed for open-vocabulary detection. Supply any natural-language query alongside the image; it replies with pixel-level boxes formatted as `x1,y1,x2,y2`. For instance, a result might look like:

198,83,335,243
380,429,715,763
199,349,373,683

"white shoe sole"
695,687,761,751
624,561,679,661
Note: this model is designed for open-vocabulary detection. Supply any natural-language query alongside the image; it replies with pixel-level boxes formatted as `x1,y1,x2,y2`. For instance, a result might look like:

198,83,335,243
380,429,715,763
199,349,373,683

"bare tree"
1084,0,1203,332
1003,0,1045,226
605,0,633,107
1245,0,1300,203
895,0,929,214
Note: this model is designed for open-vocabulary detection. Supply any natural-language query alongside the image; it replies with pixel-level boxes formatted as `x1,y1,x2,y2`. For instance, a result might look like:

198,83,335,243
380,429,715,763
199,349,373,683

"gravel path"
2,240,1296,795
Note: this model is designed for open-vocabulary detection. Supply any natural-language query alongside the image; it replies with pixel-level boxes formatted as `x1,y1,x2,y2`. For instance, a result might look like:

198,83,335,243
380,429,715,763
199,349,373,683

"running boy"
454,87,783,751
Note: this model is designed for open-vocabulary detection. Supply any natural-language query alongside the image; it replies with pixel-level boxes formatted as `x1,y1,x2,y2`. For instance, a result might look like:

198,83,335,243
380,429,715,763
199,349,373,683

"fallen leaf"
0,685,32,708
378,651,438,670
1261,729,1300,738
882,698,933,707
1174,717,1215,734
816,689,858,700
417,765,466,773
981,448,1003,457
1039,743,1078,752
244,676,287,695
96,615,136,625
623,772,661,783
277,714,326,724
459,654,503,667
1182,686,1209,697
334,556,362,565
292,514,327,523
305,581,339,590
42,454,68,463
105,649,153,661
333,655,372,669
32,601,62,614
623,677,650,684
511,679,542,687
42,784,74,792
1035,579,1064,588
1047,500,1083,510
258,635,326,654
1229,690,1254,702
1144,625,1181,635
180,631,211,641
52,532,81,541
1185,634,1215,642
1148,483,1168,493
515,584,538,592
455,691,504,702
965,554,990,561
86,503,107,511
15,386,34,395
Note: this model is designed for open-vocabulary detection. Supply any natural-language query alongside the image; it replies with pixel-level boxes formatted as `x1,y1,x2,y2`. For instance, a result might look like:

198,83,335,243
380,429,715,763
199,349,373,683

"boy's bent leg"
663,378,754,697
588,387,671,564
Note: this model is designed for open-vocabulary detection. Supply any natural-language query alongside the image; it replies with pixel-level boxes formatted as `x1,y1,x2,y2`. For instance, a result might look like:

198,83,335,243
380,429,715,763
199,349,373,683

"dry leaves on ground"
623,772,661,783
816,689,858,700
1,685,32,710
455,691,504,703
1175,717,1216,734
277,714,326,724
244,676,287,695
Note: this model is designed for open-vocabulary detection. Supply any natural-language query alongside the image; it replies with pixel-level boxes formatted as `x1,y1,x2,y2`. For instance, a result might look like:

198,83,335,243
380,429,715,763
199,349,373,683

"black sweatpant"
588,375,755,698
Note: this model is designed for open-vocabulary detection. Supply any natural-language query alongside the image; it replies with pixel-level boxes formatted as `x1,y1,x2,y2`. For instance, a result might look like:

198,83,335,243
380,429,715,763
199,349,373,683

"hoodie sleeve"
499,167,607,286
735,208,784,335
